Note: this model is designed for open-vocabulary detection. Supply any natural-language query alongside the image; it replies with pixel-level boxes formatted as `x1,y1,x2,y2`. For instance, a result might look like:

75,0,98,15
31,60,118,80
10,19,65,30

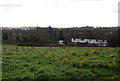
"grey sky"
0,0,119,27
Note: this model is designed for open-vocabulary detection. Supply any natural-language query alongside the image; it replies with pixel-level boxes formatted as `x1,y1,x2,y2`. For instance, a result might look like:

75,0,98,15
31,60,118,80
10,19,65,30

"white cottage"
59,40,64,44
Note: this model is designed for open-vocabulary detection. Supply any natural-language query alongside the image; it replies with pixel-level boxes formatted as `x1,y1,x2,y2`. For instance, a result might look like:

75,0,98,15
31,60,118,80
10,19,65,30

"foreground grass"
2,44,120,80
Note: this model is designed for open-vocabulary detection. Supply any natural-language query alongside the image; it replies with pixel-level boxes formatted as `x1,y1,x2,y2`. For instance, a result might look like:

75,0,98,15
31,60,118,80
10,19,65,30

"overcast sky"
0,0,119,27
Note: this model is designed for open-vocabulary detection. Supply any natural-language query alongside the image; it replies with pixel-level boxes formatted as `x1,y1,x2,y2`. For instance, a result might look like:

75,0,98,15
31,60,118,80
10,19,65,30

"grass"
2,44,120,80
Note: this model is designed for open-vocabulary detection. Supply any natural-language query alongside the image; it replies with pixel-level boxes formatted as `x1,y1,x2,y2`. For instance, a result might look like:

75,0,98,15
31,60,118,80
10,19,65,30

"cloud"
66,0,103,1
0,4,22,7
113,8,120,13
0,3,23,12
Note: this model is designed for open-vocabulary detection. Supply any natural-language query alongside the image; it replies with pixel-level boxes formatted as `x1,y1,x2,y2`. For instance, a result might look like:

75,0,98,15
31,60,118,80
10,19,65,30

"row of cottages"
71,38,107,46
8,33,29,42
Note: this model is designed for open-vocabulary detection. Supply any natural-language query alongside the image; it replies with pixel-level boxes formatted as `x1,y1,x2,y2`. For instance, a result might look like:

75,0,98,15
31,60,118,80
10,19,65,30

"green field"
2,44,120,80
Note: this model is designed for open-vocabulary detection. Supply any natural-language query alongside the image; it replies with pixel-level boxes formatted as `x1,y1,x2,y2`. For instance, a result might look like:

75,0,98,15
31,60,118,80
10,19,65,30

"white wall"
71,38,107,46
59,40,64,44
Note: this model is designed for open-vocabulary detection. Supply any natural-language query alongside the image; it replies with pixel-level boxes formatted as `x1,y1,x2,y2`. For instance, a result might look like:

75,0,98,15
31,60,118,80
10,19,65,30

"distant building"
71,38,107,46
17,33,24,41
11,33,17,41
9,33,27,42
59,40,64,44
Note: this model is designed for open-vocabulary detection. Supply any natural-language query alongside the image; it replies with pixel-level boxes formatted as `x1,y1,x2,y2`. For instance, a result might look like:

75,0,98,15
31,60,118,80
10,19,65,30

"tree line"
2,26,120,47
